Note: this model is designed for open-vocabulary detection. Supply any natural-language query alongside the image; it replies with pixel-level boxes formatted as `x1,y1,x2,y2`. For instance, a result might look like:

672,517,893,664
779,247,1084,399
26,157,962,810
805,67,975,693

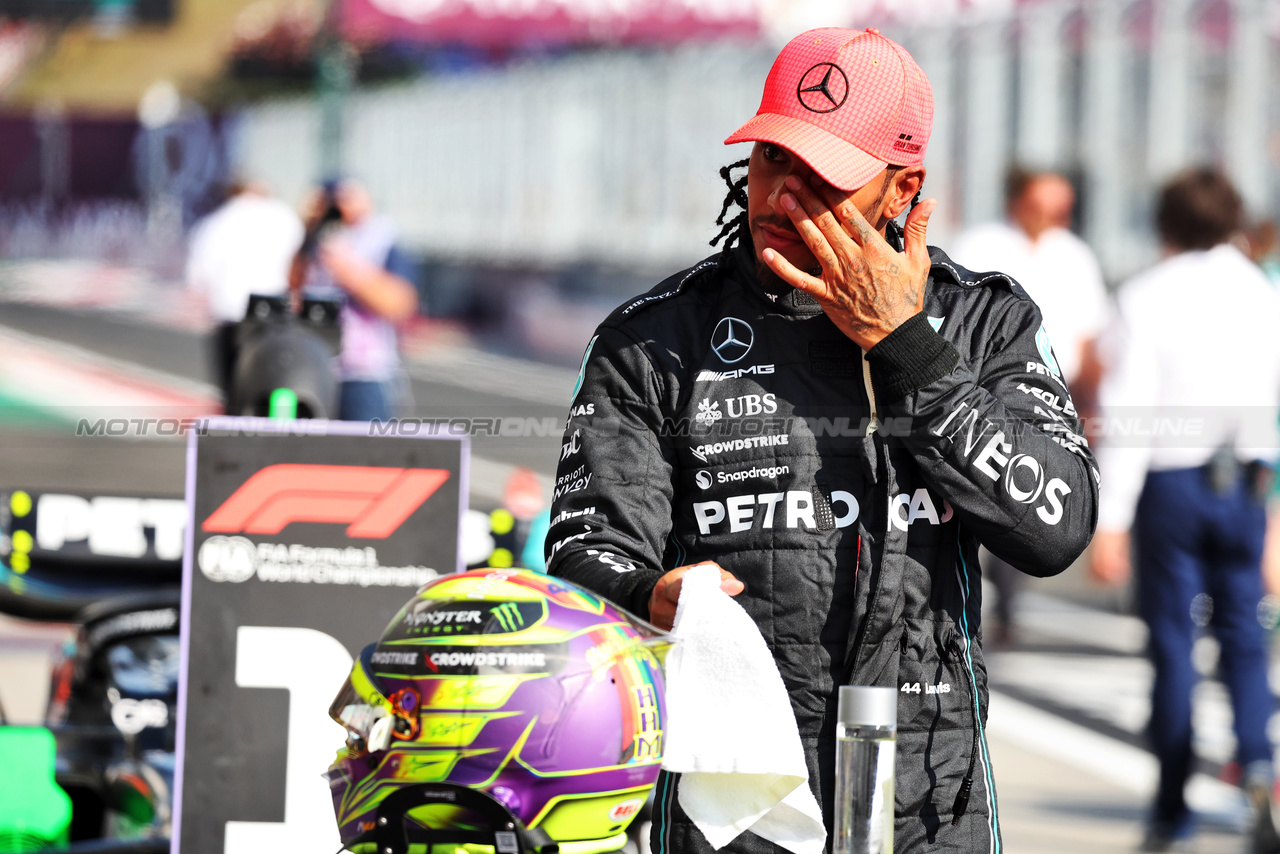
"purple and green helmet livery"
327,568,670,852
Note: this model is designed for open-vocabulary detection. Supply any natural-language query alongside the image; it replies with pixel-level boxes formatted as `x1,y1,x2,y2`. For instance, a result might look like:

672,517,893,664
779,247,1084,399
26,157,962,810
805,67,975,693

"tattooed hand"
763,173,937,350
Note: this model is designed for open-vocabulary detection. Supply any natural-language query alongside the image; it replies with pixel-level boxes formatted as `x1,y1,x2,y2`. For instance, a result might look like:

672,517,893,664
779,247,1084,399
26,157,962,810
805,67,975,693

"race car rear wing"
0,489,184,621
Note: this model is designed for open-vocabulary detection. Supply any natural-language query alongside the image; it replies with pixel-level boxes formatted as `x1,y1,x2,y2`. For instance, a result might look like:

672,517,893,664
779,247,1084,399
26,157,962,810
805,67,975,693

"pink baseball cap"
725,27,933,191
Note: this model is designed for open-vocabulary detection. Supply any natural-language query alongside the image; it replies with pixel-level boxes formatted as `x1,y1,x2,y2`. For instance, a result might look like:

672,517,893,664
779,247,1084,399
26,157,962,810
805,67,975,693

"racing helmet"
327,568,670,853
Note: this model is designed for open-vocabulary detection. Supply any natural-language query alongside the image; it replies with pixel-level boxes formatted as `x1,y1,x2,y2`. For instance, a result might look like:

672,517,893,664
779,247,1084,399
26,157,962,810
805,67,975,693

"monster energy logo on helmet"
489,602,525,632
383,599,543,641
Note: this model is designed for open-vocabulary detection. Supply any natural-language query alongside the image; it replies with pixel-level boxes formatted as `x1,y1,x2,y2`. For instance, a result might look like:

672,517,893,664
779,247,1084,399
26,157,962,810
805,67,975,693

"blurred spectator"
1243,220,1280,598
1245,220,1280,285
953,166,1108,411
952,166,1109,645
186,180,304,408
1090,168,1280,853
292,178,418,422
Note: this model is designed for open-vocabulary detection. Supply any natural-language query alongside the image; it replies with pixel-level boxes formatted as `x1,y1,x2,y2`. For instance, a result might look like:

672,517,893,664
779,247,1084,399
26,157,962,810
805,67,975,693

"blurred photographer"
291,178,419,421
187,180,304,409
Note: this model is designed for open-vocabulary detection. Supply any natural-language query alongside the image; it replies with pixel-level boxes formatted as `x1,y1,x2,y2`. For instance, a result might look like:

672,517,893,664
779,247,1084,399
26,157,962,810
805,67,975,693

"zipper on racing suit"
861,351,879,435
843,349,883,678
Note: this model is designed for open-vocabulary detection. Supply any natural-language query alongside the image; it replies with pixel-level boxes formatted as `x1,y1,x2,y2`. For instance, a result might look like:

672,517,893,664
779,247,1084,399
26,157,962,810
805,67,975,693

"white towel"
660,563,827,854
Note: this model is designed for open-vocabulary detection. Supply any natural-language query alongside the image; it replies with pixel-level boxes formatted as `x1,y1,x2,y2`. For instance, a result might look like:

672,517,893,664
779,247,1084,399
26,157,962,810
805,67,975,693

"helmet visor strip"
329,643,420,753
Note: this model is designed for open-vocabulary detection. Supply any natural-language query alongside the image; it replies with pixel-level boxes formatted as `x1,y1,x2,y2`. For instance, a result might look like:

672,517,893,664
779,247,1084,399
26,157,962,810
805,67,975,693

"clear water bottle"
834,685,896,854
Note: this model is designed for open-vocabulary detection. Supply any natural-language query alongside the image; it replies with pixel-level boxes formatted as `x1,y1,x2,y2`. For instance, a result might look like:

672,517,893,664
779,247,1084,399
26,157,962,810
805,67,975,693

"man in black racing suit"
546,27,1098,854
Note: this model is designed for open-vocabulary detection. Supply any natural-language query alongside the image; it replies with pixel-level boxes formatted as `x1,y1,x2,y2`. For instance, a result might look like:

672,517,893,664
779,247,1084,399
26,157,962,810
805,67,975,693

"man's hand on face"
763,174,938,351
647,561,744,631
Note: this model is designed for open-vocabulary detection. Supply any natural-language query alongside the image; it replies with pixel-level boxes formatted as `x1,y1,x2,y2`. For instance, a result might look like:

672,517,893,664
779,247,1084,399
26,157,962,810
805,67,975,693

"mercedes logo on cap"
797,63,849,114
712,317,754,364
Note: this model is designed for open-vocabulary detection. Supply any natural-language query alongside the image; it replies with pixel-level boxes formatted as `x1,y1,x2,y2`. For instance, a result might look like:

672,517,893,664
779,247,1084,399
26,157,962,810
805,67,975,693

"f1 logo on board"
202,464,450,538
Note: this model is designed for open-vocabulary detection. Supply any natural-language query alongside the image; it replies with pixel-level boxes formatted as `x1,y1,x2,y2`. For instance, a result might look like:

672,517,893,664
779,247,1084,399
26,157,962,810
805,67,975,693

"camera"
300,183,344,259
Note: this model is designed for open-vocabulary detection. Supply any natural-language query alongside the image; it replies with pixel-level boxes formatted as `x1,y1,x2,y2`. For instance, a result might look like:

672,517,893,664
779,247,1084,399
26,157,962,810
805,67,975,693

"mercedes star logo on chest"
712,317,754,364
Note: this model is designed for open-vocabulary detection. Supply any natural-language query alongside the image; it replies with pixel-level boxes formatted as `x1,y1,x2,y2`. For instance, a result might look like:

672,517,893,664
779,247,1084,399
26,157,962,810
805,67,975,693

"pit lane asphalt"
0,301,567,497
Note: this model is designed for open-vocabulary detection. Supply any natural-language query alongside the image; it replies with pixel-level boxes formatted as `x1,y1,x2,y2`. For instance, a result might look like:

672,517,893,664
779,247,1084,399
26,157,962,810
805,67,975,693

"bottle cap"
838,685,897,728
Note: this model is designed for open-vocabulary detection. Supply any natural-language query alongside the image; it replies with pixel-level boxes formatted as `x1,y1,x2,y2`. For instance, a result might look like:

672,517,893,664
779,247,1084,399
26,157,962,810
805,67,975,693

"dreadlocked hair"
710,158,751,263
